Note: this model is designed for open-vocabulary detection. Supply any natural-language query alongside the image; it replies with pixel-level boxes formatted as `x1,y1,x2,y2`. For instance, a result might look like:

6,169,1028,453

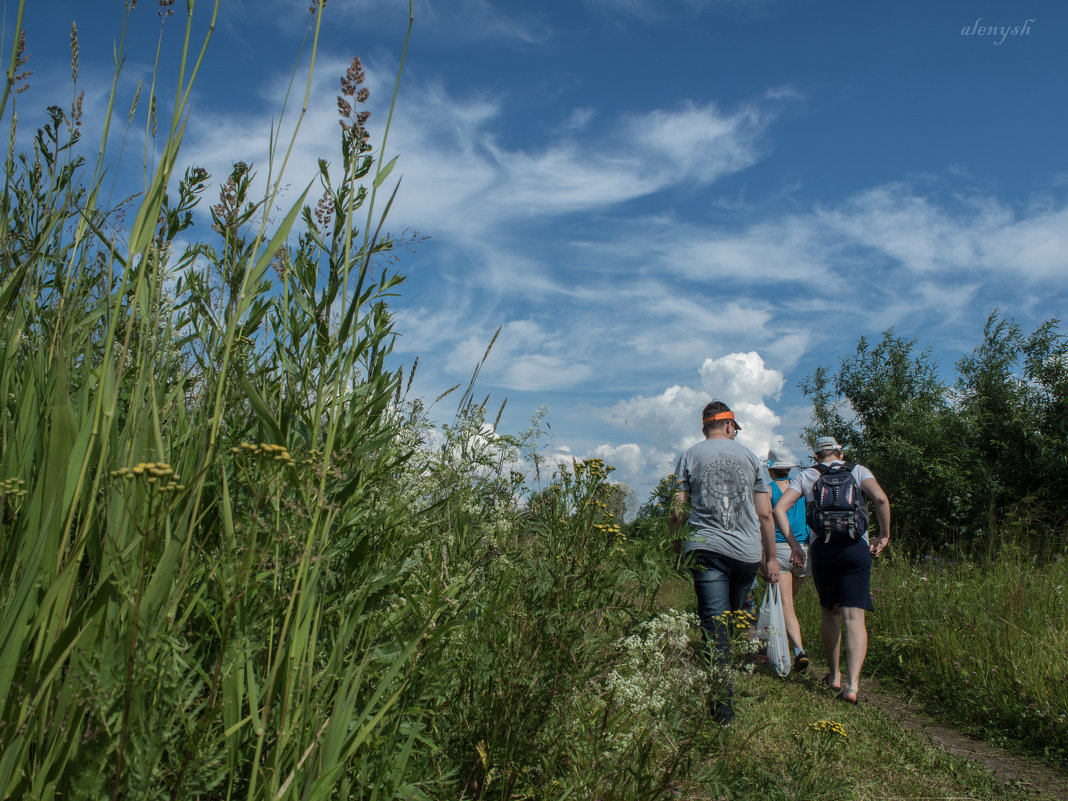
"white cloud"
980,206,1068,280
654,216,831,283
556,107,596,134
434,318,595,392
583,0,781,21
698,351,783,403
695,352,783,461
602,383,707,455
500,354,594,392
635,102,768,184
382,87,779,238
267,0,552,45
816,183,1067,283
589,442,643,477
595,351,786,492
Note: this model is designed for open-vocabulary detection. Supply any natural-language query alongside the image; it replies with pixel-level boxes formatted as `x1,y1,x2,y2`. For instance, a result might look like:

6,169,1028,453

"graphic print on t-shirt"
696,457,751,530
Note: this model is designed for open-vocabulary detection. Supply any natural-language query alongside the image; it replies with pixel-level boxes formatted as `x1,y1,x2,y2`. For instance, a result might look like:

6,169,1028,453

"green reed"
0,0,445,797
0,3,732,798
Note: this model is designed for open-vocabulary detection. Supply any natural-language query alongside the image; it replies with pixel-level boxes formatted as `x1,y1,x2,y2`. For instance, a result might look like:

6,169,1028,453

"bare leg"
778,571,803,651
820,605,842,689
840,606,867,699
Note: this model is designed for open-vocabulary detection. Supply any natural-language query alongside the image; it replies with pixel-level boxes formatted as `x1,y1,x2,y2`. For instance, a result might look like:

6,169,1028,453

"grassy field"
789,548,1068,770
658,572,1068,801
865,547,1068,768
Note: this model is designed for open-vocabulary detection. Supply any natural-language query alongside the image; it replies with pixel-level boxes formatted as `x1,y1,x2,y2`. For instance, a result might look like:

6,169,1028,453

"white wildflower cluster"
604,610,705,717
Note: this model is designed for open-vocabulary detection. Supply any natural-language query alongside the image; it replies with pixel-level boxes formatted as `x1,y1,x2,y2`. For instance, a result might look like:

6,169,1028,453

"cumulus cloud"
594,351,787,492
603,386,695,451
699,351,784,403
696,352,783,461
589,442,643,477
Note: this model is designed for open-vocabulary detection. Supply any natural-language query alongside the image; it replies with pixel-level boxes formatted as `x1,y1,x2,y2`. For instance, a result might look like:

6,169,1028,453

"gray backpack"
807,463,868,543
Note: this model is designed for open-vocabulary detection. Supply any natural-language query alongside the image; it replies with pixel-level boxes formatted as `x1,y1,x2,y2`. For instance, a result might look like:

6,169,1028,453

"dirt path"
856,679,1068,800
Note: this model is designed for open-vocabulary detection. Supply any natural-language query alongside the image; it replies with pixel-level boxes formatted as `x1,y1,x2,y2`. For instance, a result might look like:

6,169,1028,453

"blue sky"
13,0,1068,506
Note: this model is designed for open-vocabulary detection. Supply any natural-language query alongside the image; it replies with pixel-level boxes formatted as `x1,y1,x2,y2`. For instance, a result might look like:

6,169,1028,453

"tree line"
631,310,1067,559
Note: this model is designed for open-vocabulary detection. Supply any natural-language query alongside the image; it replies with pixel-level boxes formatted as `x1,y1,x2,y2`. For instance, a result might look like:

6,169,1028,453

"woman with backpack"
765,446,812,673
772,437,890,704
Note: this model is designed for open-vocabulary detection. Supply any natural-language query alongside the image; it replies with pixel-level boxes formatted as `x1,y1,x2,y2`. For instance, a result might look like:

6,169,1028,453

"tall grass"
0,0,443,796
865,545,1068,769
791,542,1068,770
0,3,727,798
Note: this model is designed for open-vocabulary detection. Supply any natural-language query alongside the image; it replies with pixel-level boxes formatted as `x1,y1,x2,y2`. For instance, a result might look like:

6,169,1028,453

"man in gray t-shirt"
669,401,778,723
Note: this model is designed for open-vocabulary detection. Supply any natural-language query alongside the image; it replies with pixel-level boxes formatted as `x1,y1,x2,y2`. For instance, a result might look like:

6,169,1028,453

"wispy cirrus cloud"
582,0,782,22
385,87,778,233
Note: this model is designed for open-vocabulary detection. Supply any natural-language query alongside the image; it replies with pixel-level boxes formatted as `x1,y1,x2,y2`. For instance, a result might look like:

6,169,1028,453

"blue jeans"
690,550,760,658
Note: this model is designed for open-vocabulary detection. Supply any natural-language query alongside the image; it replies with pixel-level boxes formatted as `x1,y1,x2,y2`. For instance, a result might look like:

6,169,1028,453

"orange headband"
702,411,735,425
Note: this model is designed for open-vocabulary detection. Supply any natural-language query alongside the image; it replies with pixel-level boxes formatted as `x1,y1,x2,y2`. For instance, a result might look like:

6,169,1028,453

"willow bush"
0,2,721,799
801,318,1068,559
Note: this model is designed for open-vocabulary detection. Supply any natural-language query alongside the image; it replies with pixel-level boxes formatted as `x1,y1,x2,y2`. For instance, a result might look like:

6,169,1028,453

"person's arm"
669,490,689,570
773,487,802,539
773,481,806,566
861,477,891,556
753,491,779,583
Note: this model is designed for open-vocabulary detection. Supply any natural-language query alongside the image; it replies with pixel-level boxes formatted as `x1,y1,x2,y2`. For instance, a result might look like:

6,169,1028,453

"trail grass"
789,547,1068,771
658,574,1065,801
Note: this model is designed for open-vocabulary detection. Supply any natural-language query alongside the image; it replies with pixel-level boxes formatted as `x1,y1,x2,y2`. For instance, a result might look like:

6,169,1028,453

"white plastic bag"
756,583,791,677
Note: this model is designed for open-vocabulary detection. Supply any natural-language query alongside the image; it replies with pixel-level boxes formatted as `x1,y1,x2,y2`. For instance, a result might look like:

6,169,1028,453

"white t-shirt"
789,460,875,500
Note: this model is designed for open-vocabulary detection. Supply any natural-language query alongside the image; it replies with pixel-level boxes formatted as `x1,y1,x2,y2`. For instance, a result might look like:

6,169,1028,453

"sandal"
836,688,858,705
822,674,841,692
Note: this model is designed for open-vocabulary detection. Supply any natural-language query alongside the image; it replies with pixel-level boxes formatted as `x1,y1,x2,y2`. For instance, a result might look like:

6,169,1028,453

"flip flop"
822,674,841,692
836,689,858,705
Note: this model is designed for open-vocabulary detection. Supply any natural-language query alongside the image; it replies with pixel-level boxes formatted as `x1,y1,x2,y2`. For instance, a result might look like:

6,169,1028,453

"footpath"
856,677,1068,801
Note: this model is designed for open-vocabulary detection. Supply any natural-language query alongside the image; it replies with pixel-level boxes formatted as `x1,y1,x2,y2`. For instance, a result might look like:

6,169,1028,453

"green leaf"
237,372,284,444
240,180,314,318
129,117,187,254
372,155,399,189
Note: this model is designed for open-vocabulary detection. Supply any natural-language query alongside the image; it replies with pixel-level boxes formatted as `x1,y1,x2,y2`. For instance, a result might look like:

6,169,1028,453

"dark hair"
701,400,732,437
768,467,791,479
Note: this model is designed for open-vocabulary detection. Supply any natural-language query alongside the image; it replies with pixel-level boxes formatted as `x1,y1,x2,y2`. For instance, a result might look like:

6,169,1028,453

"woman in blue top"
767,446,810,673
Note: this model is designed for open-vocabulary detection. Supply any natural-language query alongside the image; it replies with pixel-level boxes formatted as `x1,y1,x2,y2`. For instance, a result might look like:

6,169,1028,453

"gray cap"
766,446,800,469
814,436,842,452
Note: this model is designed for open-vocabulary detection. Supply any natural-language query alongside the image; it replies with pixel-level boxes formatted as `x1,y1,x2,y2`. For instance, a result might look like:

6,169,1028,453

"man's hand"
764,557,780,583
870,534,889,557
789,543,806,567
671,539,687,573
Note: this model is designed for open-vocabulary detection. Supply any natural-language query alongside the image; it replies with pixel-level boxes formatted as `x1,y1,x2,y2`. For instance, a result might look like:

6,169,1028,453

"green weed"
864,545,1068,769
